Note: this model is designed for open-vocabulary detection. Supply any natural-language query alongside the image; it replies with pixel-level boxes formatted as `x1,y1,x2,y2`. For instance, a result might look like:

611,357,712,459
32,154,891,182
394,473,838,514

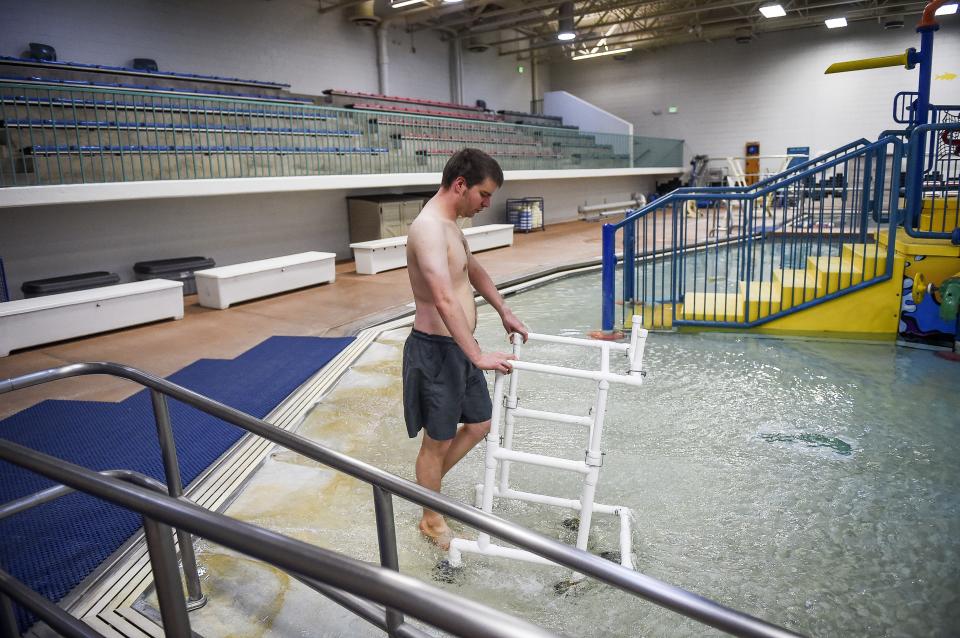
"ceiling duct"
734,27,753,44
466,36,490,52
883,15,905,29
347,1,381,27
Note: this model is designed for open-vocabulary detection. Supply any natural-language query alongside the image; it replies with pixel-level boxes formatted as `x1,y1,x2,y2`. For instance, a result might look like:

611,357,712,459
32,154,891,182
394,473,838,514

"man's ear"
454,176,467,194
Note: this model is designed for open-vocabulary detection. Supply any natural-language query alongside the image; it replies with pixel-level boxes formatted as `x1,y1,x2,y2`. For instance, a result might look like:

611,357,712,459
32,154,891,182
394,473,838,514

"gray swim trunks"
402,329,493,440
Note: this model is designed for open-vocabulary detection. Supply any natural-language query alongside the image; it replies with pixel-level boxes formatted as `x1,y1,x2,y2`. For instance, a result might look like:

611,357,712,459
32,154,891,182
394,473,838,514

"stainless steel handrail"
0,362,803,637
0,450,552,638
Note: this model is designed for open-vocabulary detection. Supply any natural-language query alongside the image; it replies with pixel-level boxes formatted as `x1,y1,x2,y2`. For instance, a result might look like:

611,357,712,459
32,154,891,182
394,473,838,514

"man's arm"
410,224,514,373
468,252,528,342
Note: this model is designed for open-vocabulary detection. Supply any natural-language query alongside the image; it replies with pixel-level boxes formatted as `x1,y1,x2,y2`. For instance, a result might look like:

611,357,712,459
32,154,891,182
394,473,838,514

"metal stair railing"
0,361,803,638
668,138,872,198
904,121,960,239
601,136,903,331
0,452,549,638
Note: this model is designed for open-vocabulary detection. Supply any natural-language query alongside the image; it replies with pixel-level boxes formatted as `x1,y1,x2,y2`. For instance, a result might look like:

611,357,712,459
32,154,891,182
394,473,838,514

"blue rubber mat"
0,335,354,632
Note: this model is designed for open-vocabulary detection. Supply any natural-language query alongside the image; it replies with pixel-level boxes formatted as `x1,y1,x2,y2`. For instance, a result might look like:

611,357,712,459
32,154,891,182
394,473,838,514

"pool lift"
448,316,648,579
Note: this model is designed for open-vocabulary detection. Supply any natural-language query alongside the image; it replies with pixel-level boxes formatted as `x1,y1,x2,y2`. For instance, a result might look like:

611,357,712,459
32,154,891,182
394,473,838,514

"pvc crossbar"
483,485,623,515
493,448,590,474
510,407,592,427
507,360,645,387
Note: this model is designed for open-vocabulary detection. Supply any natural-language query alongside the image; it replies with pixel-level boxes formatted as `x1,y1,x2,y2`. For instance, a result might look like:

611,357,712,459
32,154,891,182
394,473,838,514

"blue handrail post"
623,220,636,309
907,13,937,229
601,223,618,331
859,148,874,242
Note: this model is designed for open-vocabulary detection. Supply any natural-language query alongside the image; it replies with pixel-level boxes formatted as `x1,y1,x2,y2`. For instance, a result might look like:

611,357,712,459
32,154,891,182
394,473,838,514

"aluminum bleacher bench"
1,119,359,137
351,102,499,122
194,252,336,310
0,55,290,89
324,89,484,112
0,94,332,120
22,144,388,156
378,118,520,135
0,74,313,103
350,225,514,275
394,132,538,146
0,279,184,357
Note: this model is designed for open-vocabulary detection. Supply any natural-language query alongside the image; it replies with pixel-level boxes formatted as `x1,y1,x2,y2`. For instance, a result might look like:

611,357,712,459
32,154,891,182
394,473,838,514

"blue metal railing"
601,137,903,331
904,119,959,239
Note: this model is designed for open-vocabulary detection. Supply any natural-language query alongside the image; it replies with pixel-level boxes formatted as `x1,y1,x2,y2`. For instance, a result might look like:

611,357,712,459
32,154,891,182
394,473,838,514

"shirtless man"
403,148,528,548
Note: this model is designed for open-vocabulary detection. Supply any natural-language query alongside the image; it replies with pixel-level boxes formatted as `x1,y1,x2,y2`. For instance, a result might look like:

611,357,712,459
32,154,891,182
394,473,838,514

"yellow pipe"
825,50,909,74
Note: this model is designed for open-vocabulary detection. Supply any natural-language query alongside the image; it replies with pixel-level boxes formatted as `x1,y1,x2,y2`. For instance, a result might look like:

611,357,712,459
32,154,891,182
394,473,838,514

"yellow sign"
935,72,957,80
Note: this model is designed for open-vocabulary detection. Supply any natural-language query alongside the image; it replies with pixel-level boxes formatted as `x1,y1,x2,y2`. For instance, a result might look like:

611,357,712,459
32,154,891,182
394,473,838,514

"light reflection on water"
296,270,959,637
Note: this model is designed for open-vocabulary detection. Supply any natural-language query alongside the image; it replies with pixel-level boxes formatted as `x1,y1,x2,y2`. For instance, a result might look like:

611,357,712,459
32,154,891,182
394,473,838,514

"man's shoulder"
409,213,458,241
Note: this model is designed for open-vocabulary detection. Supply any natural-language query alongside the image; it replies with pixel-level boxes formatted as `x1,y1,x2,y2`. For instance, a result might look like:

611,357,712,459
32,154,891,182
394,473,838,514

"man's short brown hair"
441,148,504,189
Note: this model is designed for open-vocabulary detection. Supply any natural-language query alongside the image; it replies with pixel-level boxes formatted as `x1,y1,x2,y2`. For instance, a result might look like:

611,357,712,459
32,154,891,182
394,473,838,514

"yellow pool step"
774,268,823,307
679,292,744,322
840,242,887,277
630,302,679,329
918,197,958,233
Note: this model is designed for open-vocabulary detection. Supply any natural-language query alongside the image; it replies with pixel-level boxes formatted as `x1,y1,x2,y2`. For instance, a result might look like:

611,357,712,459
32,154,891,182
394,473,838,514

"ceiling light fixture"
825,17,848,28
934,2,958,15
557,1,576,41
441,0,464,3
390,0,427,8
759,4,786,18
572,47,633,60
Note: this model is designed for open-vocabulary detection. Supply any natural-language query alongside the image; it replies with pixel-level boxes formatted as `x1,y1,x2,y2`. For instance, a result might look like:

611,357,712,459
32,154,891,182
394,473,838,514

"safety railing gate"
450,320,647,575
0,362,802,638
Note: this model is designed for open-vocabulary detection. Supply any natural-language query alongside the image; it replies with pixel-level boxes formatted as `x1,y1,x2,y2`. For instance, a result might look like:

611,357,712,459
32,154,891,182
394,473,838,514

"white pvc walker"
448,316,648,574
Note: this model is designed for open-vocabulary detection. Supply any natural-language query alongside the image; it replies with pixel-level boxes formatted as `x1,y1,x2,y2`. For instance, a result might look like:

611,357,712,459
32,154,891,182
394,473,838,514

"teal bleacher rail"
600,136,904,331
0,81,683,187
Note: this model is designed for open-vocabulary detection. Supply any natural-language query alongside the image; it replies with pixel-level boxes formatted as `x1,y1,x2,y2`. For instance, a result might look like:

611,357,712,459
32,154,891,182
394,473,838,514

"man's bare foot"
419,518,453,550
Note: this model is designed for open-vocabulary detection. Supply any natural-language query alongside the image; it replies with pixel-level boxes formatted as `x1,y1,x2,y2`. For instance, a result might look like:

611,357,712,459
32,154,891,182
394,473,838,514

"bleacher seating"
351,101,499,122
1,75,312,103
0,55,289,90
2,119,358,137
0,94,332,120
0,73,659,185
324,89,483,112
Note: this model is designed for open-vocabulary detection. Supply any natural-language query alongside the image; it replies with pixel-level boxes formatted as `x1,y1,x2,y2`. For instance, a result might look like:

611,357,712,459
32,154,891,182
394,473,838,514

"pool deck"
0,219,624,420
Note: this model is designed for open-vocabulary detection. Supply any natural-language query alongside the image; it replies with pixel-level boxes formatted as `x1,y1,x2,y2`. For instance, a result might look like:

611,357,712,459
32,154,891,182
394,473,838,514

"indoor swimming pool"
180,268,960,637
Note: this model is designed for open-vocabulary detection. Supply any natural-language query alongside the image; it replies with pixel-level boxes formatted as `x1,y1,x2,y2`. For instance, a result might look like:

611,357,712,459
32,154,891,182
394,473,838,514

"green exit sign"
668,106,678,113
517,65,525,73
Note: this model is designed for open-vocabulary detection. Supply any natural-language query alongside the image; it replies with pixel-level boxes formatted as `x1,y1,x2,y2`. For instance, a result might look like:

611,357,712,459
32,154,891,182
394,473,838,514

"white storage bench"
350,224,515,275
0,279,184,357
463,224,515,253
194,251,336,310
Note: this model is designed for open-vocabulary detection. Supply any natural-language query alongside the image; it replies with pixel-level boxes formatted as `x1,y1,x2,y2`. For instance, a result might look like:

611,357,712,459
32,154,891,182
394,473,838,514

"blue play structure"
600,0,959,333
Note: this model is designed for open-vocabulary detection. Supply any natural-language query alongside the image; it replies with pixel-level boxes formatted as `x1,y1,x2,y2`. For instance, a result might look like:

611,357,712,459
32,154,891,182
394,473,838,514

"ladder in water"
448,317,648,573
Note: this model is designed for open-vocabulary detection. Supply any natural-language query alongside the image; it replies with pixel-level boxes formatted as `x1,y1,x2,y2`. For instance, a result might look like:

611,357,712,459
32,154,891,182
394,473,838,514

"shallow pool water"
190,269,960,637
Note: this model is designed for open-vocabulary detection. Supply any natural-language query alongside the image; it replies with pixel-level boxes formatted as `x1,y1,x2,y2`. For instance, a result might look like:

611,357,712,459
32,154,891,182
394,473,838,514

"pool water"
190,269,960,637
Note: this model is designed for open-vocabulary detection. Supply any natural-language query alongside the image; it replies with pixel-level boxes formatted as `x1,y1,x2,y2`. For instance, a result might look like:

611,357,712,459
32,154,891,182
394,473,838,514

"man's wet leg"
441,420,491,477
416,430,454,548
